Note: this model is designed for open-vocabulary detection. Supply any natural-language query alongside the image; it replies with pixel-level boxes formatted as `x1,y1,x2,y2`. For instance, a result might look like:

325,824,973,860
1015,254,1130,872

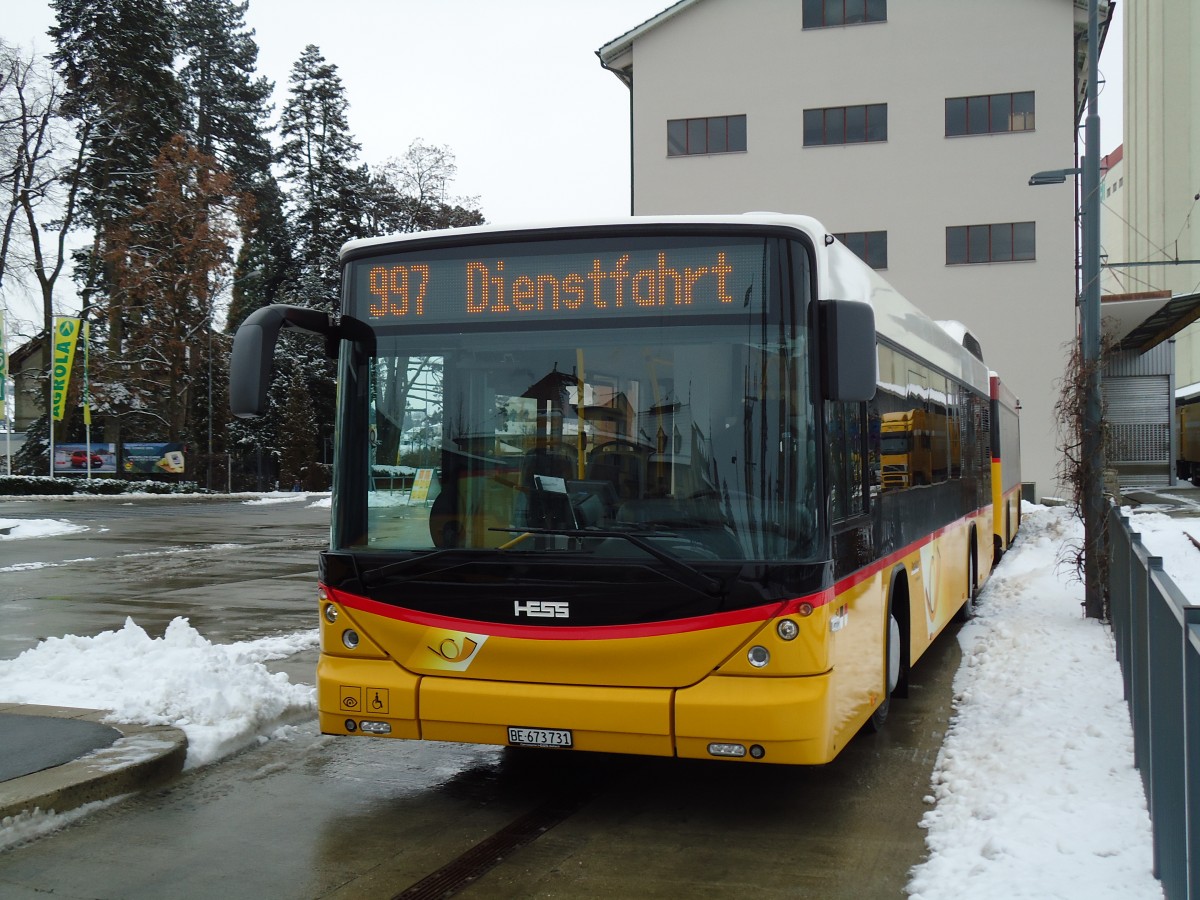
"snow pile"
239,491,331,509
0,618,319,769
1121,508,1200,600
0,518,88,540
242,491,310,505
908,503,1161,899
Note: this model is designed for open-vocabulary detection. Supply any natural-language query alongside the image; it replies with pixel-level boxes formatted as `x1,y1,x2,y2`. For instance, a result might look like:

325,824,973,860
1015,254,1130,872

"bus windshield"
338,233,817,562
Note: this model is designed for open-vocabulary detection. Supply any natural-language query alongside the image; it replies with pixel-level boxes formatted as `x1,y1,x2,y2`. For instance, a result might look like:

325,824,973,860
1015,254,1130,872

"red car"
70,450,104,468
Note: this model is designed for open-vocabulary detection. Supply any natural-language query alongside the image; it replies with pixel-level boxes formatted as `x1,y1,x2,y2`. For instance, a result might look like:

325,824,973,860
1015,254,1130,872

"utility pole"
1081,0,1105,619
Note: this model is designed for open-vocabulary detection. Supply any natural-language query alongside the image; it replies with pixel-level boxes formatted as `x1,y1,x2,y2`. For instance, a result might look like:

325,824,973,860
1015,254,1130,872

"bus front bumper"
317,655,840,765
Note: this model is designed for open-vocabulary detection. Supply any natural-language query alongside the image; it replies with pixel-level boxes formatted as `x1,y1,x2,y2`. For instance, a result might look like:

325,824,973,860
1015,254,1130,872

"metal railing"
1108,503,1200,899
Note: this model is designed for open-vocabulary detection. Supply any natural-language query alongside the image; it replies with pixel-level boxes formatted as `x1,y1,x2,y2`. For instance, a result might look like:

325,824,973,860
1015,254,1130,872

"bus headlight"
342,629,360,650
776,619,799,641
747,645,770,668
324,604,339,623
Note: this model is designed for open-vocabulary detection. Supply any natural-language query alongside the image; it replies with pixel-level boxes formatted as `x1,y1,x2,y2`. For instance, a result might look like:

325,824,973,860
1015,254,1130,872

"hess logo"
514,600,570,618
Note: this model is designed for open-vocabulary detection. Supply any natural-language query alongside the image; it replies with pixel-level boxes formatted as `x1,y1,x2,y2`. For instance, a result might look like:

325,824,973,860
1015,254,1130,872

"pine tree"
175,0,290,334
48,0,185,447
277,354,318,489
174,0,272,186
49,0,184,226
278,44,365,315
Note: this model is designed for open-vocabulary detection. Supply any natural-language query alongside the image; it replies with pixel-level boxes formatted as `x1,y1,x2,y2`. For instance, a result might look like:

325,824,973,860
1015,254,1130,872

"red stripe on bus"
327,586,818,640
326,509,986,640
833,508,989,594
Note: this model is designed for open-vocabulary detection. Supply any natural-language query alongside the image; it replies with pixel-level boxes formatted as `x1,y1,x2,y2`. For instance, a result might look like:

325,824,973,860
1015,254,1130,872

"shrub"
0,476,205,496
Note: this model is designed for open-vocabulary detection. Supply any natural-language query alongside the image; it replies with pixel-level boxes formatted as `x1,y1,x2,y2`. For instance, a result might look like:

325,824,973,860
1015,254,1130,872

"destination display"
348,240,768,325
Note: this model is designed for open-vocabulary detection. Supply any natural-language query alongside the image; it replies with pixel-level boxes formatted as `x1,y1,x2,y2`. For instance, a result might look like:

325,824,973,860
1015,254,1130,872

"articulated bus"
230,214,1019,765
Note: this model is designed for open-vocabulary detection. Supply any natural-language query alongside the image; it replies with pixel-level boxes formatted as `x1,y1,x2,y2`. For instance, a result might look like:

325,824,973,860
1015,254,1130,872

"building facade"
1119,0,1200,391
599,0,1105,497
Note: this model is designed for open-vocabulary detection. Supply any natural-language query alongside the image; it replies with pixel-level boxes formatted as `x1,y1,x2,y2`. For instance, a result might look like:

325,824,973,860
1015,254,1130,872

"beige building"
1100,144,1127,294
1117,0,1200,392
599,0,1109,498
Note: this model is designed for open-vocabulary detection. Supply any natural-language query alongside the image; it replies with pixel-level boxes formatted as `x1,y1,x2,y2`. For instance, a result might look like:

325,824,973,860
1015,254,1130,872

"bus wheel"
954,546,978,622
866,609,902,733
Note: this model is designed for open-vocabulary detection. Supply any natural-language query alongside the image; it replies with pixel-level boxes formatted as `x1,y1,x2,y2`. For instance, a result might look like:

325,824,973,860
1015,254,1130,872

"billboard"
54,443,118,474
121,442,186,475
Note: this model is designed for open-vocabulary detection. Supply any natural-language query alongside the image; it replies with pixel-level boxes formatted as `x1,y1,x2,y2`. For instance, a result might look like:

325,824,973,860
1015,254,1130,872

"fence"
1108,503,1200,899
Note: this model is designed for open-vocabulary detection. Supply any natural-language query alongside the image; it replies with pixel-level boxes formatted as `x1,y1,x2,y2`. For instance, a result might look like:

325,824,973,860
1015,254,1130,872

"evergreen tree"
277,353,318,488
48,0,185,446
226,175,291,331
273,45,369,481
175,0,291,333
278,44,365,314
174,0,272,186
49,0,184,226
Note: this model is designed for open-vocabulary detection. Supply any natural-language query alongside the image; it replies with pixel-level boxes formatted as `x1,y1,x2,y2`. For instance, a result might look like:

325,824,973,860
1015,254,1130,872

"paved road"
0,495,957,898
0,495,329,659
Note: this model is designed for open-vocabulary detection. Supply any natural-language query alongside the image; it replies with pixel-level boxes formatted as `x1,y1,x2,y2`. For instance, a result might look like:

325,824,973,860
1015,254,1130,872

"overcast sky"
5,1,666,224
1,0,1124,333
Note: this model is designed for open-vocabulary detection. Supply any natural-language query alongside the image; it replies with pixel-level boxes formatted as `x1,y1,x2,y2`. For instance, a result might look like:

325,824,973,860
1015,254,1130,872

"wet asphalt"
0,495,958,898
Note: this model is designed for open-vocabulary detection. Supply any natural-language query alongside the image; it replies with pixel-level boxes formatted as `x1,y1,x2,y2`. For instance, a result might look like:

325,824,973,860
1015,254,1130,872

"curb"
0,705,188,821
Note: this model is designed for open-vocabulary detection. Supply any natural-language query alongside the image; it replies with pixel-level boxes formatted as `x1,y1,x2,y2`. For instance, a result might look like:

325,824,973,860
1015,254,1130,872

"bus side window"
825,400,867,522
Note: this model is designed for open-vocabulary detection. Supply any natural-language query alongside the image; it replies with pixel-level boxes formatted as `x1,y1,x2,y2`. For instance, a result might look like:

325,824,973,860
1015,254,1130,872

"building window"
945,91,1035,136
804,104,887,146
946,222,1036,264
803,0,887,27
834,231,888,269
667,115,747,156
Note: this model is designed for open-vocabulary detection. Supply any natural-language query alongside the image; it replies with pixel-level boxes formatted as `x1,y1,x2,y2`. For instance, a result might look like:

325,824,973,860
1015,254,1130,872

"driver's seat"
587,447,644,500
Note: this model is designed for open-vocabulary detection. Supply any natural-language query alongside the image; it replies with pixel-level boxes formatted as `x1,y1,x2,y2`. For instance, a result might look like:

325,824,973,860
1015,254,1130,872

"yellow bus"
231,214,1016,765
991,374,1022,562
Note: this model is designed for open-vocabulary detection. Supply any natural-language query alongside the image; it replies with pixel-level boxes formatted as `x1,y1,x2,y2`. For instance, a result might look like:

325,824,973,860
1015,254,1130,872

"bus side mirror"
820,298,877,402
229,304,337,418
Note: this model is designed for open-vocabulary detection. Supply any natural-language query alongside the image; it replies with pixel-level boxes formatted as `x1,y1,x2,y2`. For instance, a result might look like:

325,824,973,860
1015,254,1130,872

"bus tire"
866,604,903,733
954,539,978,623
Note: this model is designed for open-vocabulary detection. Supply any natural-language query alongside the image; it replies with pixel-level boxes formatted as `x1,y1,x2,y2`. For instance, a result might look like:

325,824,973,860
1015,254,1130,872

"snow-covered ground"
1,495,1192,897
908,503,1164,899
0,618,318,769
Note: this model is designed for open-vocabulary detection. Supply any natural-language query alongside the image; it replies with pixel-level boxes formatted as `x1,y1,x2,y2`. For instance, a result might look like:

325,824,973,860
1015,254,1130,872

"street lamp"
1029,0,1104,618
1028,167,1081,186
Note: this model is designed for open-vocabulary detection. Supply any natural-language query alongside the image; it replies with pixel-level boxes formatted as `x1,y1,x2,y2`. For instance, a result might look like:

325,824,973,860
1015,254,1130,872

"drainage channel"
392,785,593,899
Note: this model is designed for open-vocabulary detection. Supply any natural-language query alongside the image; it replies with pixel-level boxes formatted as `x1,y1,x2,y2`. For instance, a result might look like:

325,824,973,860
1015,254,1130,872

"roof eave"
596,0,702,87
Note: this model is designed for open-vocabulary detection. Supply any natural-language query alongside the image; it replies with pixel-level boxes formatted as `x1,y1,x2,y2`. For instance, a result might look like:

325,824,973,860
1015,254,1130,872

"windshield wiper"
359,549,478,586
489,527,724,597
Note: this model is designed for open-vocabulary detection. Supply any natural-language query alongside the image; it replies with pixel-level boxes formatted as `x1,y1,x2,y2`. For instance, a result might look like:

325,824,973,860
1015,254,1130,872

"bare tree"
0,40,89,462
379,138,480,211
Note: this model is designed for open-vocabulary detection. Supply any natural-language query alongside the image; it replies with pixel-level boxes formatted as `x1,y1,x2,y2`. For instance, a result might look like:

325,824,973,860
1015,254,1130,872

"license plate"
507,726,573,748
